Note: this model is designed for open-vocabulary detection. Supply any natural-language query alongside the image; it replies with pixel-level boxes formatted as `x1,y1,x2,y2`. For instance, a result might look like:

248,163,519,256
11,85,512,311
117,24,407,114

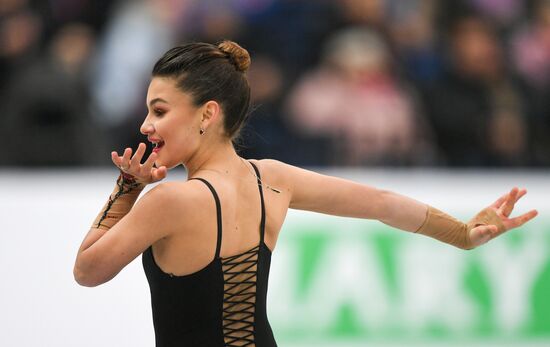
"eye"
153,108,165,116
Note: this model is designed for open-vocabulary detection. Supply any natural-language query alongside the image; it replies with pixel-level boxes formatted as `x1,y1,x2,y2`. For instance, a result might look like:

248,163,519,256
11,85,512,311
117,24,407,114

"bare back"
149,159,291,277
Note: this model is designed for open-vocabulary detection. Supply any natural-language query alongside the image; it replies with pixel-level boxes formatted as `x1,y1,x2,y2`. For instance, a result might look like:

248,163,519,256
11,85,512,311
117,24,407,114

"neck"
185,139,241,178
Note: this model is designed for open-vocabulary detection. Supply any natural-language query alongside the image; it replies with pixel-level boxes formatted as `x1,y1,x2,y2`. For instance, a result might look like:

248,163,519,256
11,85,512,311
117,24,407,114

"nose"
140,117,154,135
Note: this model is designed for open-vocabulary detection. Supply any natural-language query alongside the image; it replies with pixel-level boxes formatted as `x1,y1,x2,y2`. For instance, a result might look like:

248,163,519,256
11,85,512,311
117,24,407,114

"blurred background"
0,0,549,346
1,0,550,167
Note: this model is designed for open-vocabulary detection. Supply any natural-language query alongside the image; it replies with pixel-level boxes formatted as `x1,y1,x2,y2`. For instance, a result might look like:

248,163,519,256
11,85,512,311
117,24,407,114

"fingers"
130,143,147,170
475,187,536,247
515,188,527,203
504,209,538,230
151,166,167,182
510,188,529,215
490,192,508,208
142,151,157,171
500,187,519,217
111,151,121,167
491,187,527,209
112,143,147,171
111,143,167,183
118,148,132,170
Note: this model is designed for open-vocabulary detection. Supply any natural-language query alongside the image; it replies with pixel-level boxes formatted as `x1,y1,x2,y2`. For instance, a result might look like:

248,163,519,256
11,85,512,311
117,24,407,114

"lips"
148,137,165,153
152,141,165,153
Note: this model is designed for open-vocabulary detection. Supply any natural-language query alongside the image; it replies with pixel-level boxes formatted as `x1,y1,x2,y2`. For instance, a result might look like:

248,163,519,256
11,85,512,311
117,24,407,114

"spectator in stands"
286,27,435,166
0,3,42,94
424,15,529,166
389,0,443,86
511,0,550,165
1,23,105,166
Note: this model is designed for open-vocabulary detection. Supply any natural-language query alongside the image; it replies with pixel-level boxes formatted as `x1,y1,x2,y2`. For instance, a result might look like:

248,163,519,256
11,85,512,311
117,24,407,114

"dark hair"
152,40,251,140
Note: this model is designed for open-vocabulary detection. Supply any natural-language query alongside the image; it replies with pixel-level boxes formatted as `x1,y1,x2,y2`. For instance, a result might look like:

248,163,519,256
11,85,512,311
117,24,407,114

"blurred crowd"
1,0,549,167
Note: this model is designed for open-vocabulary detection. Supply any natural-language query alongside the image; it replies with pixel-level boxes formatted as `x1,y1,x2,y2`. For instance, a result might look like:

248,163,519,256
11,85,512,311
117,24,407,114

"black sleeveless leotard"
142,162,277,346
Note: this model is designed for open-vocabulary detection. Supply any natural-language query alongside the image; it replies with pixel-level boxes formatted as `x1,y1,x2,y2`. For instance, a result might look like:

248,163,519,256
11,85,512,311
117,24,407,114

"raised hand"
111,143,167,184
468,187,538,247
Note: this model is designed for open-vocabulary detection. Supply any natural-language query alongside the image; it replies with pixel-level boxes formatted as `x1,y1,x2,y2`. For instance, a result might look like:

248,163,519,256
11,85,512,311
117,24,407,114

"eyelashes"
153,109,165,116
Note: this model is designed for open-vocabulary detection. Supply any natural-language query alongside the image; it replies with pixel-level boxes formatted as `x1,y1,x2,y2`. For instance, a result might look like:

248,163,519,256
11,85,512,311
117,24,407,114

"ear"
200,100,221,130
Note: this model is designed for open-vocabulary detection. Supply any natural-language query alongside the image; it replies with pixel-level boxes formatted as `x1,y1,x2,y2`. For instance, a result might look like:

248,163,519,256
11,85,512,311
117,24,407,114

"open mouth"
152,141,165,153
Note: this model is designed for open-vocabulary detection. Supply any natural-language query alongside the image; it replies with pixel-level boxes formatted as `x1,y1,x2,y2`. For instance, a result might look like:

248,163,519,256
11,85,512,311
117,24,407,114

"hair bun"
218,40,251,72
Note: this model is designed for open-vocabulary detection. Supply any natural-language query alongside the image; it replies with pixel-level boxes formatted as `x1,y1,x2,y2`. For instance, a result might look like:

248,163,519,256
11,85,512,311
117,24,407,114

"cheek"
164,126,200,159
170,126,196,147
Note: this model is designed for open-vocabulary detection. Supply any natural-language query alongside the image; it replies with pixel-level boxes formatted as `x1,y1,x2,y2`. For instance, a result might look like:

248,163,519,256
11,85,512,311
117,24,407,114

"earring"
200,128,205,135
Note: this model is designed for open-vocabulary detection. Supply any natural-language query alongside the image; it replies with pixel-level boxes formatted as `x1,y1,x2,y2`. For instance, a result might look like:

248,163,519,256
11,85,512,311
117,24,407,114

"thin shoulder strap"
189,177,223,259
249,161,266,243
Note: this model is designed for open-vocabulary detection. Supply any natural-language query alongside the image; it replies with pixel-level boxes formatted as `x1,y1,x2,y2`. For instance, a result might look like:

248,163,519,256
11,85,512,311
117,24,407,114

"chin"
156,149,188,170
157,158,180,170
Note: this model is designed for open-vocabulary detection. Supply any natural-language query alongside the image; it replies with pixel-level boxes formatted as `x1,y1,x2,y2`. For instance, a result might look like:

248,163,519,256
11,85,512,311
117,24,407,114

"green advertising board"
268,212,550,346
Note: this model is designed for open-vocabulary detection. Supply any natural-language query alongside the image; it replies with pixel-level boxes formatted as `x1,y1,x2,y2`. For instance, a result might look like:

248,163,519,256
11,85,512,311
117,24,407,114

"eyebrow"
148,98,169,107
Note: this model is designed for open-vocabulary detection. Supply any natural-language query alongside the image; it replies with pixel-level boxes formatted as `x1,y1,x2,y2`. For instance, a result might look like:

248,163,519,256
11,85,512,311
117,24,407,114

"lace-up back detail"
221,245,260,346
143,161,276,347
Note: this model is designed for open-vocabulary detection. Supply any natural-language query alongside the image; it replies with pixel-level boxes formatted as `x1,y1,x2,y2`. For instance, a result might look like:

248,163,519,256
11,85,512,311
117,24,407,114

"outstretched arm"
283,163,428,231
274,161,537,249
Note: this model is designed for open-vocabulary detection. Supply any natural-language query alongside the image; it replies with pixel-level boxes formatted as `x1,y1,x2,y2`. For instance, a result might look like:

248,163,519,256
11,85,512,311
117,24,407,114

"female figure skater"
73,41,538,347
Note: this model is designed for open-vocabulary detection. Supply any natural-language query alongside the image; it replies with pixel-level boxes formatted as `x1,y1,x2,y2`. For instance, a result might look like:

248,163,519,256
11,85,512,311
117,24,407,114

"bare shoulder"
249,158,320,180
136,180,211,216
248,158,292,182
247,159,310,197
248,159,297,176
